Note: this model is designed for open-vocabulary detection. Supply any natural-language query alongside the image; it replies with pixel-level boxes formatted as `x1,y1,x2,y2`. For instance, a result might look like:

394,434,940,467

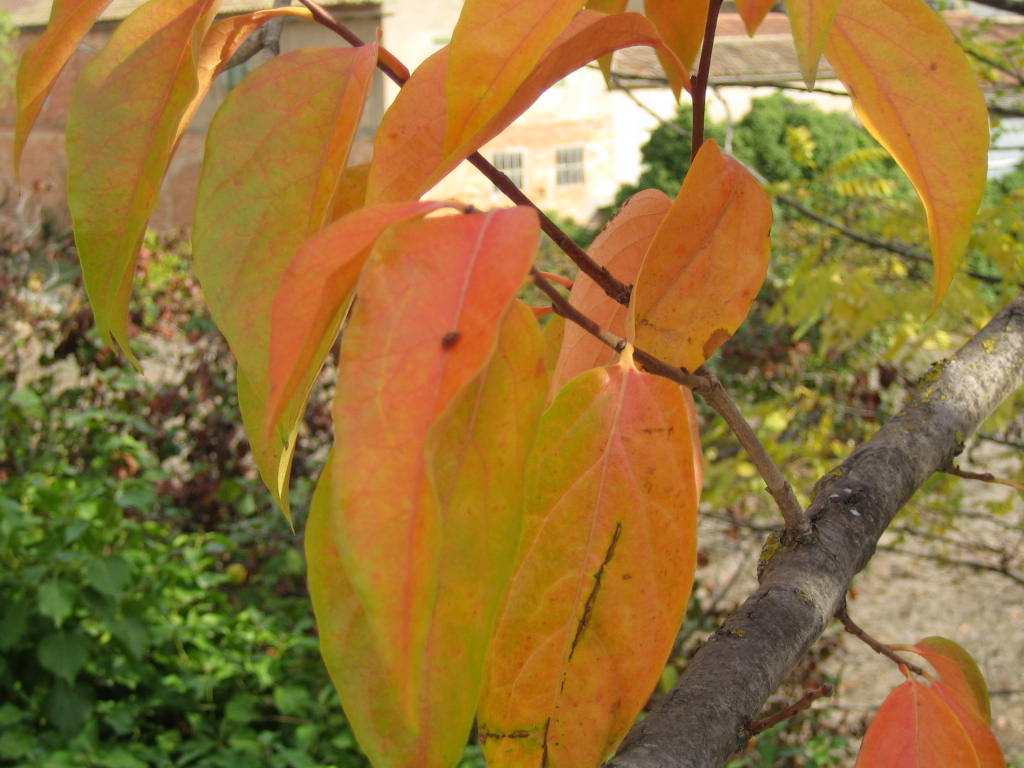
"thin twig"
690,0,724,160
474,157,632,305
746,685,834,735
836,606,925,676
296,0,632,305
877,544,1024,587
696,373,810,540
943,465,1024,491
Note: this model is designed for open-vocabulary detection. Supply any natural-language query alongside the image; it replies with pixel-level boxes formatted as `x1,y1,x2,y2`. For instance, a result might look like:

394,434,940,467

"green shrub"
0,372,367,767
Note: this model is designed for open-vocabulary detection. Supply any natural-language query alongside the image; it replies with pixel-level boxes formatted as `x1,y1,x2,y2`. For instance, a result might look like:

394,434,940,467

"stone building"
0,0,867,230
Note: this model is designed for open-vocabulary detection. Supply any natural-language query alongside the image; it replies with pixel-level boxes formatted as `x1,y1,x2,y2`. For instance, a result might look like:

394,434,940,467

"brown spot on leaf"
702,328,733,361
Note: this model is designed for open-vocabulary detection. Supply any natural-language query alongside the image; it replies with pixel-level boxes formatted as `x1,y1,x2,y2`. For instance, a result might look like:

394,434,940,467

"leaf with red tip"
265,200,457,449
66,0,220,361
192,45,377,520
553,189,671,394
825,0,989,304
786,0,840,87
644,0,709,84
479,349,701,768
855,678,980,768
910,637,992,724
628,140,771,371
14,0,117,175
179,6,314,138
444,0,586,153
368,10,686,205
734,0,775,35
308,210,541,768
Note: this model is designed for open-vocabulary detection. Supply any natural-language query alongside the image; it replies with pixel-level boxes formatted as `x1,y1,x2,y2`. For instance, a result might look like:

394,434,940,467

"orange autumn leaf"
179,6,314,139
14,0,117,175
907,636,993,724
367,10,686,205
445,0,587,153
930,681,1006,768
644,0,709,85
733,0,775,35
628,140,771,371
552,188,672,394
265,200,458,448
825,0,989,305
192,45,377,522
586,0,629,84
856,677,981,768
786,0,841,87
479,349,701,768
66,0,220,362
310,210,540,768
330,161,372,220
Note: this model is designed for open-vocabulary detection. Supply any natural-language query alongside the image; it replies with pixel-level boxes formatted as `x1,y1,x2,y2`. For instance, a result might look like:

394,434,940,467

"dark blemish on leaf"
441,331,461,349
929,61,938,71
568,522,623,660
478,729,532,743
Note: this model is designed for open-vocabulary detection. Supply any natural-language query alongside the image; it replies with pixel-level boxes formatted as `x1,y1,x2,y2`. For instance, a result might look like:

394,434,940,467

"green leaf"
273,685,313,717
38,580,77,628
0,599,30,650
84,554,131,598
226,693,259,724
38,632,90,683
109,617,150,660
8,389,45,420
45,680,93,733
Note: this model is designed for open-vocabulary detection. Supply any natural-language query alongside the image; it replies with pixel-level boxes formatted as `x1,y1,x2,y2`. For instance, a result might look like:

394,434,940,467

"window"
556,146,584,186
492,151,524,189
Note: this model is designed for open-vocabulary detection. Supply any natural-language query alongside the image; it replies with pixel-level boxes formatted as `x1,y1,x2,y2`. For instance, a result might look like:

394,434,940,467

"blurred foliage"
0,232,362,767
0,10,15,107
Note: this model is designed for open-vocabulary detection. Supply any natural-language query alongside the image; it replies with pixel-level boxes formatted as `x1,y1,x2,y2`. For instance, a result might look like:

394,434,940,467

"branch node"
837,606,925,676
745,684,834,736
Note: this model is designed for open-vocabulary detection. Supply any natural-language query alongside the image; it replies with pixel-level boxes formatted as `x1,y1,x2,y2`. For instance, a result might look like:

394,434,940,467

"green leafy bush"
0,371,367,768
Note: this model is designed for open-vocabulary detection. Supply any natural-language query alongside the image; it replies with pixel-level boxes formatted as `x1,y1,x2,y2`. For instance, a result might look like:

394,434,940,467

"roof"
613,13,834,86
1,0,373,29
612,10,1024,87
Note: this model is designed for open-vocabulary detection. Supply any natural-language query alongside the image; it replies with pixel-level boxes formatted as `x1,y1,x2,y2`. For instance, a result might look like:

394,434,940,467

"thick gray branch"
609,294,1024,768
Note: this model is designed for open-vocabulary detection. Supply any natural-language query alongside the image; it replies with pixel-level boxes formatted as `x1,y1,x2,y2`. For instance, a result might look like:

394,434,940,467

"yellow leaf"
444,0,587,153
15,0,117,175
368,10,685,205
479,352,701,768
825,0,989,304
192,45,377,520
628,140,772,371
786,0,841,87
734,0,776,35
